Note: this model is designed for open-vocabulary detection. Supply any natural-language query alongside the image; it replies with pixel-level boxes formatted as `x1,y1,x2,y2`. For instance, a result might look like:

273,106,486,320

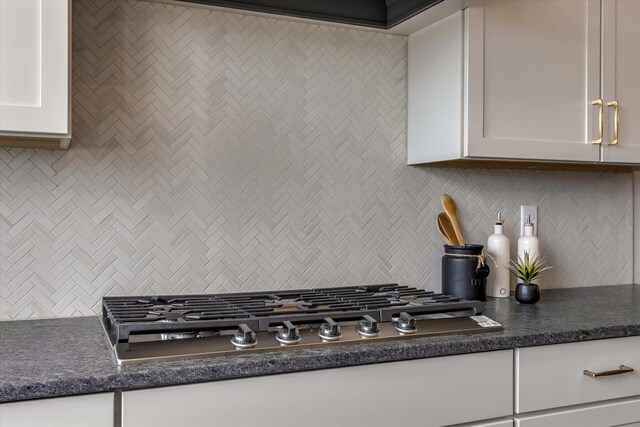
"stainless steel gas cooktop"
100,284,502,365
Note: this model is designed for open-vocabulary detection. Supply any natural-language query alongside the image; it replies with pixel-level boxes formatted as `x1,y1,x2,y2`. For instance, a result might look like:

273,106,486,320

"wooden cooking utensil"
437,215,454,246
437,212,460,246
440,194,465,246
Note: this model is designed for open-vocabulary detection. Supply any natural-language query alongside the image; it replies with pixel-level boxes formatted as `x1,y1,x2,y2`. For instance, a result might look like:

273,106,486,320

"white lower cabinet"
459,418,514,426
515,336,640,413
514,397,640,427
0,393,114,427
122,350,514,427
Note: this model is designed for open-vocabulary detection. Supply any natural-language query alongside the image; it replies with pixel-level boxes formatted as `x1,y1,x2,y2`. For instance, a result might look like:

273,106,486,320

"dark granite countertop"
1,285,639,403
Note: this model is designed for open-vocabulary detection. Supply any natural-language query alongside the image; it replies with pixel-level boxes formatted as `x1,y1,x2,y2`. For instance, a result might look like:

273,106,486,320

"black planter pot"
515,283,540,304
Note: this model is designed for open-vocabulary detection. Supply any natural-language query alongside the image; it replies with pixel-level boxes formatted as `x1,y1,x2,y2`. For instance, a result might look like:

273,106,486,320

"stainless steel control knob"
357,315,380,337
318,318,342,341
276,321,302,345
395,312,417,334
231,324,258,349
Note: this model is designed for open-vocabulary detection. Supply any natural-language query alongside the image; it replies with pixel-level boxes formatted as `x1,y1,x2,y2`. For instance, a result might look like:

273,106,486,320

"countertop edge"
3,326,640,403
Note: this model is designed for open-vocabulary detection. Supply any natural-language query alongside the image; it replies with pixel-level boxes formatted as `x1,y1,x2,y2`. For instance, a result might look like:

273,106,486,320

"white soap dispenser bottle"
487,211,510,298
517,213,540,265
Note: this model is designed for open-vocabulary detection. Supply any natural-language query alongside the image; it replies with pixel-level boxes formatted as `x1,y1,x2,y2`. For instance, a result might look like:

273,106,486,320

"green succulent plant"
507,251,552,286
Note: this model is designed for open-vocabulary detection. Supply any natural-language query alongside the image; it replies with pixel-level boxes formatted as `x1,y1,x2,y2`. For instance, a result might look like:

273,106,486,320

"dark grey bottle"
442,244,490,302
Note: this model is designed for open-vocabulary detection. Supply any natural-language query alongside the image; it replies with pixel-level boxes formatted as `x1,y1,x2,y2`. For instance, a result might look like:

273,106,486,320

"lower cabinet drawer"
459,418,514,426
514,397,640,427
0,393,114,427
122,350,513,427
516,336,640,413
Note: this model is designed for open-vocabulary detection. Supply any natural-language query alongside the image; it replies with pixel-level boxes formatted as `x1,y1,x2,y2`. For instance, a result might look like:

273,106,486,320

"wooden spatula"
437,212,460,246
440,194,465,246
437,215,454,246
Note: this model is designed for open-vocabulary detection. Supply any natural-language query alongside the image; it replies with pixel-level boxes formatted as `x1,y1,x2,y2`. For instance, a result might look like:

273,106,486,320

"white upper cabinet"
600,0,640,163
408,0,638,167
0,0,70,140
465,0,600,163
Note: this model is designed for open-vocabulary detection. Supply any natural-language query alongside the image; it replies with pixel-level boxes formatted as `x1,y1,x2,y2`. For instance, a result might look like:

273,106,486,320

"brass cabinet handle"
606,100,619,145
583,365,634,378
591,99,604,144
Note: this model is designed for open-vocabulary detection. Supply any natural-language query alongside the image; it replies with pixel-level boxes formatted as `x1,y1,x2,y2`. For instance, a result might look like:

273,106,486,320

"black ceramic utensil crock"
442,244,489,301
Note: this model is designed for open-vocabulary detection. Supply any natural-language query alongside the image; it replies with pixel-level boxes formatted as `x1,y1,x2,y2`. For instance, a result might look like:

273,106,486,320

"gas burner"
358,285,397,293
146,309,193,322
266,297,328,312
381,290,405,304
136,296,193,312
149,304,174,312
384,290,406,305
138,296,179,305
401,296,449,306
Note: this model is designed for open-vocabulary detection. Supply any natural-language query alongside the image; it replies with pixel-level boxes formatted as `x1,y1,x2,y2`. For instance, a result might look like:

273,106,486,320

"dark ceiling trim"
178,0,388,29
176,0,446,29
387,0,445,28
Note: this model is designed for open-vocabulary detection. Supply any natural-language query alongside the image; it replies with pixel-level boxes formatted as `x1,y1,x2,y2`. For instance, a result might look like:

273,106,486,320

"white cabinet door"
0,0,70,136
601,0,640,163
0,393,114,427
123,351,514,427
465,0,601,163
514,397,640,427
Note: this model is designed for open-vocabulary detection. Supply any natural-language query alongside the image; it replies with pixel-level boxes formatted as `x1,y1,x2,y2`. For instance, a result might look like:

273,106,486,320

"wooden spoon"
437,212,460,246
440,194,465,245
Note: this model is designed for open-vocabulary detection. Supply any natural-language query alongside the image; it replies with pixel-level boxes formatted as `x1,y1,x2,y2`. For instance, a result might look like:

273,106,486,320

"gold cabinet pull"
591,99,604,144
583,365,634,378
606,100,619,145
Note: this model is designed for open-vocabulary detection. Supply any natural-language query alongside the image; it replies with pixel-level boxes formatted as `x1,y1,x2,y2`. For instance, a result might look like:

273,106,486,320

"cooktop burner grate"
102,284,482,343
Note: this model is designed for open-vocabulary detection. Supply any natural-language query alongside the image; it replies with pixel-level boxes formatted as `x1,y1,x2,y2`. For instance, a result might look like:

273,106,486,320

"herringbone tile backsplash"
0,0,633,319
